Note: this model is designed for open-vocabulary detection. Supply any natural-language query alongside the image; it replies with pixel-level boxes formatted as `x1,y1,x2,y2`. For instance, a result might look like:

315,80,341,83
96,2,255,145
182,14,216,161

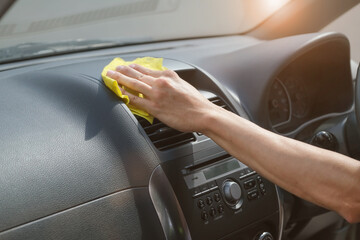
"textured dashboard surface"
0,64,160,232
0,188,165,240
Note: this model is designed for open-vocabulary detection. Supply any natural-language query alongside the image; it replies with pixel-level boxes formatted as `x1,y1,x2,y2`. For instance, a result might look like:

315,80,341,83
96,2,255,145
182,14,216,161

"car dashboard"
0,32,354,240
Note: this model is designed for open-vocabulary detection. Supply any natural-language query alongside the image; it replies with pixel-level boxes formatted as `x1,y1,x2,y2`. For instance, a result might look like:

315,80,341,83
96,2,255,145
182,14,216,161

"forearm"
202,106,360,223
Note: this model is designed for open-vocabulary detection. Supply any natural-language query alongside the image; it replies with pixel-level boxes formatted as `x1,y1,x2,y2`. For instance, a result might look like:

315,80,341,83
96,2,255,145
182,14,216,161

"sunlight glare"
263,0,289,12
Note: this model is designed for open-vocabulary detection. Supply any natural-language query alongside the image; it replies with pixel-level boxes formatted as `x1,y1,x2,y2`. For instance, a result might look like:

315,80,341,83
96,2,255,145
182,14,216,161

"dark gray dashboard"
0,32,354,239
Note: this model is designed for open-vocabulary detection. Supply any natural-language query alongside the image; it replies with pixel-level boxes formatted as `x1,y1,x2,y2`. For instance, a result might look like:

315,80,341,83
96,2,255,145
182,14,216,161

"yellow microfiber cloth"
101,57,167,124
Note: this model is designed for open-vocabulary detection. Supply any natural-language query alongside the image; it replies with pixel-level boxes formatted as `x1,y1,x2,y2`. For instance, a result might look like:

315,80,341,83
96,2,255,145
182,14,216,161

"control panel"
164,155,280,240
185,158,269,224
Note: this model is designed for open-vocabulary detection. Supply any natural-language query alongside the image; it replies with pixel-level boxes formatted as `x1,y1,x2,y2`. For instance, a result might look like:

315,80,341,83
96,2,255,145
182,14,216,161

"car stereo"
163,155,280,240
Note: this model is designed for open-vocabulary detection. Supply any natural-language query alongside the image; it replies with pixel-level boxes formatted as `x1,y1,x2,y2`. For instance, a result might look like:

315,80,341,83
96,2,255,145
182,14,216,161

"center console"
144,60,282,240
158,151,281,240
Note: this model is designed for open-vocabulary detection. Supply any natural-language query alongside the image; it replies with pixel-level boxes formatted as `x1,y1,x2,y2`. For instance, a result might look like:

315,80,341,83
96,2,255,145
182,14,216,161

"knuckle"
122,66,132,74
113,72,126,83
115,65,125,72
131,80,141,89
163,69,176,78
142,67,150,74
131,64,140,70
138,74,144,80
109,70,120,79
133,65,147,74
155,78,169,87
117,65,132,75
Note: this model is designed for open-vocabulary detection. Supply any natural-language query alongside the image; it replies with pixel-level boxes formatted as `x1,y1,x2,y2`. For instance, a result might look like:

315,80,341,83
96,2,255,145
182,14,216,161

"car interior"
0,0,360,240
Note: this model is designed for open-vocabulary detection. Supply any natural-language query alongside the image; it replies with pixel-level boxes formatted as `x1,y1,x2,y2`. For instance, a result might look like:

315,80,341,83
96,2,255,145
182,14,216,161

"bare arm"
203,106,360,223
106,65,360,223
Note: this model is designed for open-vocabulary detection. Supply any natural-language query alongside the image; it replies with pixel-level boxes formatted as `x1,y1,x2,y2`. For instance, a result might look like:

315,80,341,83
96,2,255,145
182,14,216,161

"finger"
129,64,163,78
107,70,152,96
121,87,149,111
116,65,154,85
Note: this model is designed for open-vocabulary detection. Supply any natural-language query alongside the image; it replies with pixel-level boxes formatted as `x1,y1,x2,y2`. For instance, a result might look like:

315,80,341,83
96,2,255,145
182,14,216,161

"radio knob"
223,180,242,203
257,232,274,240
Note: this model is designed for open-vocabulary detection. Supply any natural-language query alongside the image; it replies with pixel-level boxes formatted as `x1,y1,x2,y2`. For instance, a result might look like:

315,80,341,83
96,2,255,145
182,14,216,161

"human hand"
106,64,220,133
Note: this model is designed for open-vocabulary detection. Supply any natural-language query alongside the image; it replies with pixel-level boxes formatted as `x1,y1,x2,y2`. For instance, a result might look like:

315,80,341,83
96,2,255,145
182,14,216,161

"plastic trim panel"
149,165,191,240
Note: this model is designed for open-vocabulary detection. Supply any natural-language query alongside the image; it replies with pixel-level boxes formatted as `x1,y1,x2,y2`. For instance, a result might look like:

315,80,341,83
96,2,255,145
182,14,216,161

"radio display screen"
203,159,240,180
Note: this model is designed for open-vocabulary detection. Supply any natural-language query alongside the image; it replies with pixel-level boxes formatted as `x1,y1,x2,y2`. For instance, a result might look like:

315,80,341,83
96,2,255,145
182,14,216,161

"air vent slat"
210,99,221,104
209,97,231,111
135,115,195,151
148,127,181,141
152,132,194,146
143,123,166,134
156,134,196,151
157,138,195,151
135,95,231,151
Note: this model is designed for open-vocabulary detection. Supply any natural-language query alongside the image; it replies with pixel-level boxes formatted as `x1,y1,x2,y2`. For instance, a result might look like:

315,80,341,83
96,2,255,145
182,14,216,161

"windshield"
0,0,291,62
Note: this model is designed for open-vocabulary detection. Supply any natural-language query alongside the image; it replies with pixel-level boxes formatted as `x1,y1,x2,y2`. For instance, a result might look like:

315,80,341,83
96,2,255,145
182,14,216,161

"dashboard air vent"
136,95,231,151
136,116,196,151
208,96,232,111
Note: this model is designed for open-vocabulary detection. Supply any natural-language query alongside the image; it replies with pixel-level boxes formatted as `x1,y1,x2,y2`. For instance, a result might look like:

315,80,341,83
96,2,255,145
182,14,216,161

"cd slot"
183,157,248,189
183,154,231,174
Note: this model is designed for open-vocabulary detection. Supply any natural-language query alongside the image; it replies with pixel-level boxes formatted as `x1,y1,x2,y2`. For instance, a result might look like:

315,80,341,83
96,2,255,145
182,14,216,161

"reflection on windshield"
0,0,291,62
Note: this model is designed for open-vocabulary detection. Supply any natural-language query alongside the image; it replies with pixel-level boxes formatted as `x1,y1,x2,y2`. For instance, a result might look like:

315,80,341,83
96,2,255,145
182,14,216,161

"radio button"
214,193,221,202
197,199,205,209
247,190,259,200
209,207,216,217
206,196,213,205
244,168,252,174
201,211,209,221
244,179,256,189
218,205,224,214
259,182,266,195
